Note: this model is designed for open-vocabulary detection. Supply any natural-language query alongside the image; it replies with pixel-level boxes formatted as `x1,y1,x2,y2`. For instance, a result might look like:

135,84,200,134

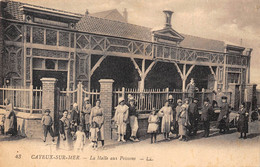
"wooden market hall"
0,1,253,104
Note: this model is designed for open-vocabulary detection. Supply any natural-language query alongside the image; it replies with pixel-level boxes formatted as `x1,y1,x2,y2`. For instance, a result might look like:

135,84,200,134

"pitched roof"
180,34,226,52
89,9,127,23
76,15,152,41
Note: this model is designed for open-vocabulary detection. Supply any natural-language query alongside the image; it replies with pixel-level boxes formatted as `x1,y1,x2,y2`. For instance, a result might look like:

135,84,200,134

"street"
0,125,259,167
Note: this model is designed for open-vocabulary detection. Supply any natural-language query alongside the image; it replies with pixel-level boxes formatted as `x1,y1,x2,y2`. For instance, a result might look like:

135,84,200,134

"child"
89,121,99,149
0,115,5,135
41,109,54,142
74,126,87,152
147,107,160,144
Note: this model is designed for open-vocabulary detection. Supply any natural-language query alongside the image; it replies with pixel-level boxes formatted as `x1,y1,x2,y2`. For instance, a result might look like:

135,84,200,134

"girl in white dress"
74,125,87,151
147,107,159,144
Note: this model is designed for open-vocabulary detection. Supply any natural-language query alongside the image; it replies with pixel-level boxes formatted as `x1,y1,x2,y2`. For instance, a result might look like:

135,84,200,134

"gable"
89,9,126,23
153,27,184,44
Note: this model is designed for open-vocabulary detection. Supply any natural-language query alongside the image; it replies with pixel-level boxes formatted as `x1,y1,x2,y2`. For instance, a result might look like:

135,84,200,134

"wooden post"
29,84,33,114
122,87,125,99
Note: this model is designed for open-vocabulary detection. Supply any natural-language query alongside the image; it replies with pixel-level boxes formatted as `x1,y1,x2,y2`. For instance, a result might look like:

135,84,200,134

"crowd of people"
0,82,251,151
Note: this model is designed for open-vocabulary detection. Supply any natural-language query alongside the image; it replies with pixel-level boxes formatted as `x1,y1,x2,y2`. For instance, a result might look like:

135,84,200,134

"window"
227,73,240,84
45,59,56,70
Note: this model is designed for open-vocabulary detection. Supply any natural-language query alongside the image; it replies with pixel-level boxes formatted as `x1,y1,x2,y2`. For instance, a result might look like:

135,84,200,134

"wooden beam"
209,65,216,79
173,62,184,80
130,57,142,76
90,55,107,77
144,60,157,78
185,64,195,80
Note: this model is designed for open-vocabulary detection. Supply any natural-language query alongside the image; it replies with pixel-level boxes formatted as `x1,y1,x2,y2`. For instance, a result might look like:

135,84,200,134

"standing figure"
89,99,105,148
168,95,177,135
186,78,198,99
4,98,17,136
89,121,99,150
188,98,200,136
147,107,159,144
114,97,129,142
175,99,183,138
201,98,213,138
177,104,190,141
57,110,73,151
159,100,173,140
83,97,92,138
41,109,55,142
71,103,80,134
217,96,230,134
237,103,249,139
128,97,139,142
74,125,87,152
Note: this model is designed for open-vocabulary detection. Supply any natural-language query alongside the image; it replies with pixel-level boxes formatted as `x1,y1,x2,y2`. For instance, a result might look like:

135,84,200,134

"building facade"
0,1,253,98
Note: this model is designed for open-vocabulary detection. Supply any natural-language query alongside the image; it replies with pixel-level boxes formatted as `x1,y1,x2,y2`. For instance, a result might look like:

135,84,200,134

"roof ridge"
10,0,84,17
84,14,152,30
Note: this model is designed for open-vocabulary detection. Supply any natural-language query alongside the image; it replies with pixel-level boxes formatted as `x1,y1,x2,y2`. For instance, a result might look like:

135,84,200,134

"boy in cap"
217,96,230,134
128,97,139,142
41,109,54,142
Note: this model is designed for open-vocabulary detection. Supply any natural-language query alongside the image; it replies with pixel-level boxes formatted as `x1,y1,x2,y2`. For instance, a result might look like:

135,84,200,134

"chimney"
123,8,128,22
163,10,173,28
85,9,89,15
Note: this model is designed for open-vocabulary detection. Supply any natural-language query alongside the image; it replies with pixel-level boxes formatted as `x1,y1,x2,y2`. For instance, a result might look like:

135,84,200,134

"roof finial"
163,10,173,28
85,9,89,15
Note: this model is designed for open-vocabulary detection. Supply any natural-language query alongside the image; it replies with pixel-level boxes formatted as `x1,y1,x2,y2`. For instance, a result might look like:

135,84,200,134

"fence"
58,82,100,112
113,87,232,113
0,85,42,113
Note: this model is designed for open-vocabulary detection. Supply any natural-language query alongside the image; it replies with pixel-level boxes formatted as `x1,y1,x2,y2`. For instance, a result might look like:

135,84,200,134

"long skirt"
178,118,187,136
56,129,73,151
237,119,248,133
161,115,171,133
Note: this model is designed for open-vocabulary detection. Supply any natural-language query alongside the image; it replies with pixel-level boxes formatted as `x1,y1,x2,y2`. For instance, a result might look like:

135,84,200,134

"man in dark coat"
187,98,200,136
201,98,213,137
186,78,198,99
217,96,230,134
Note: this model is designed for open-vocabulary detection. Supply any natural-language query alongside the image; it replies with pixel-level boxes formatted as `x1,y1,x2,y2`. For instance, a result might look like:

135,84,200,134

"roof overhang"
19,5,82,23
226,44,245,52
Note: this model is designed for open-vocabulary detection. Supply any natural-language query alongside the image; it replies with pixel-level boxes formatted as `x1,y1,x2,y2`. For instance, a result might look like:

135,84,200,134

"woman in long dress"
177,104,190,141
4,98,17,136
57,110,73,151
89,99,105,147
237,103,249,139
114,97,129,142
159,100,173,140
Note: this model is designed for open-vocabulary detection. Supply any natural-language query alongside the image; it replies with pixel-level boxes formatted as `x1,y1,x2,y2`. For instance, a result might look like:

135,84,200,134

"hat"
129,97,135,102
44,109,51,113
184,98,189,102
177,99,182,103
73,103,78,108
84,97,90,101
221,96,227,100
204,98,210,102
118,97,125,104
128,94,133,98
193,97,199,101
168,95,173,100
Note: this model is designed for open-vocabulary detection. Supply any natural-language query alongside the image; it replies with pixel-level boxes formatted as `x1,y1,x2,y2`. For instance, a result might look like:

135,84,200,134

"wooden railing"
113,87,232,113
0,85,42,113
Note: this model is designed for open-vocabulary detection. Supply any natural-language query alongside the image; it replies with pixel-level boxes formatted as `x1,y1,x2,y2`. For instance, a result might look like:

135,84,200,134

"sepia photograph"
0,0,259,166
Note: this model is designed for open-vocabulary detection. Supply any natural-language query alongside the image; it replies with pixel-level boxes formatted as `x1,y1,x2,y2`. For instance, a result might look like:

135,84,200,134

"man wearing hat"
187,98,200,136
186,78,198,100
83,97,92,138
217,96,230,134
128,97,139,142
114,97,129,142
201,98,213,137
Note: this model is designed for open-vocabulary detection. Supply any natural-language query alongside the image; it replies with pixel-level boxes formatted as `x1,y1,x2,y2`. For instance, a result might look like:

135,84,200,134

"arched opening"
145,62,182,90
91,56,140,90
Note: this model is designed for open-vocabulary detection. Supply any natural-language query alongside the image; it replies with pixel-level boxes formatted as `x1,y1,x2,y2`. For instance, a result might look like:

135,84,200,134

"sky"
14,0,260,87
